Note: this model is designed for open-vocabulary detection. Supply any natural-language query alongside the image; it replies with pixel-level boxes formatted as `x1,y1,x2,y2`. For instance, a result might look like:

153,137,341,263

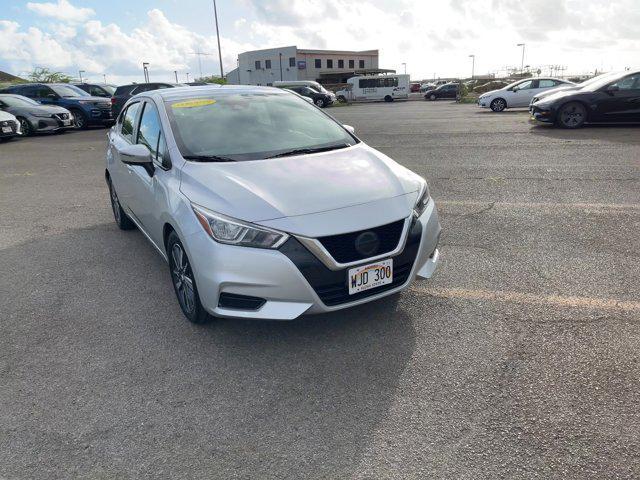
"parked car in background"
473,80,509,94
424,83,459,101
336,74,410,102
277,85,332,107
283,88,314,104
478,77,574,112
273,80,336,103
73,83,117,98
111,82,182,117
2,83,113,129
529,72,619,107
0,110,21,141
420,80,448,92
105,86,440,323
410,83,421,93
0,94,74,135
530,70,640,128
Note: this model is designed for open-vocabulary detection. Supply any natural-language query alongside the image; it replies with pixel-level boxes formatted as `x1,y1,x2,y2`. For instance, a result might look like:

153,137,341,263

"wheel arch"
491,97,508,108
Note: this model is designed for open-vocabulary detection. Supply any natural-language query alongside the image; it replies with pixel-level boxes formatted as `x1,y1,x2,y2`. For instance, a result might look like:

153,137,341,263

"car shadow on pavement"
0,222,417,479
529,123,640,145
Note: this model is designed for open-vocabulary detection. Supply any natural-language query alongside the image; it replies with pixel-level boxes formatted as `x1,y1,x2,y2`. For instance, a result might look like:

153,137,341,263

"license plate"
1,126,11,133
63,119,71,126
348,259,393,295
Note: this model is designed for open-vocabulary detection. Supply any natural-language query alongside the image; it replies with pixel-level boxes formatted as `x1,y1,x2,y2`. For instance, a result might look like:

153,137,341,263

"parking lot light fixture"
142,62,150,83
468,55,475,79
79,70,85,83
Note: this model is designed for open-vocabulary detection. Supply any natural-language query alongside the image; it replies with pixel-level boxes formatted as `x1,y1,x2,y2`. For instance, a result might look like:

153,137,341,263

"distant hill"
0,71,26,83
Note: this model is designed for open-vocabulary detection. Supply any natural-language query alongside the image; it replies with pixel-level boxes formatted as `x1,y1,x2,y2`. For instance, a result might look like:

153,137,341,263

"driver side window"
137,101,170,169
610,74,640,91
516,80,534,90
120,102,141,143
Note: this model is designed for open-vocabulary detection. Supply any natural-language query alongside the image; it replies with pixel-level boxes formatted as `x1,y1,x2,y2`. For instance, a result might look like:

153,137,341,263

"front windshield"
165,92,357,161
51,85,90,97
578,72,622,91
1,96,39,107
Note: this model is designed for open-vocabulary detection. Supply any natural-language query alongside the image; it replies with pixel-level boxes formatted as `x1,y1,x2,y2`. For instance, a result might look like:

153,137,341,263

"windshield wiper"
183,154,236,163
265,143,351,159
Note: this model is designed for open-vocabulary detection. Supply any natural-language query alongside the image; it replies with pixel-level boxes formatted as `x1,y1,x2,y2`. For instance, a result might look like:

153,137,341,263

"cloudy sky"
1,0,638,83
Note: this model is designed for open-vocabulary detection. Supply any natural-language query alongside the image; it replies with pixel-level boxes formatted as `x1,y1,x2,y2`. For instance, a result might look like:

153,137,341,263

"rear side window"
114,85,135,96
121,102,141,143
137,102,162,161
538,79,556,88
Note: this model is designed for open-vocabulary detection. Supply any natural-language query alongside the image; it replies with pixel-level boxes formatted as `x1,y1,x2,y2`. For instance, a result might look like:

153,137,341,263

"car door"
446,85,458,98
33,86,59,106
595,73,640,122
108,101,142,214
124,99,171,246
510,80,537,107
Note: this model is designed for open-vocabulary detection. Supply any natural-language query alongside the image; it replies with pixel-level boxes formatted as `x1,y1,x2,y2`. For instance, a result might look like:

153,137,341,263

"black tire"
314,98,324,107
17,117,33,136
167,231,211,324
429,93,437,101
337,95,347,103
71,109,88,129
556,102,587,129
107,177,135,230
490,98,507,112
384,95,393,102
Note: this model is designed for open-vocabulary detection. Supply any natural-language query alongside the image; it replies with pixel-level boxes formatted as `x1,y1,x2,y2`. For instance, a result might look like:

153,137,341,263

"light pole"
103,74,107,84
186,72,190,83
517,43,525,74
78,70,85,83
468,55,475,79
279,52,283,81
174,71,178,83
212,0,224,78
142,62,150,83
401,62,406,74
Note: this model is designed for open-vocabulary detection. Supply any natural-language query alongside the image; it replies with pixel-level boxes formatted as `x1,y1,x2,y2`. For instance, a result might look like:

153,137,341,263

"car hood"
535,85,578,100
480,88,503,98
535,88,585,105
179,143,423,225
0,110,17,121
20,104,69,114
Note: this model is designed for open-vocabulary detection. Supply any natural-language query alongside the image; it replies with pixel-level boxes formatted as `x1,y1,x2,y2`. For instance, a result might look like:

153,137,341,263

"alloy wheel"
560,103,586,128
19,118,32,136
170,243,195,315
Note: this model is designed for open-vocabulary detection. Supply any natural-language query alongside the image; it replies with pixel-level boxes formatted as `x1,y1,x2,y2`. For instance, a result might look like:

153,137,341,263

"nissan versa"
105,86,441,323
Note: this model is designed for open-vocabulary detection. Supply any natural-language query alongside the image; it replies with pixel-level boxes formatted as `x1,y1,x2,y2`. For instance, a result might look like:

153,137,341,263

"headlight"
191,204,288,249
31,112,53,117
413,181,431,218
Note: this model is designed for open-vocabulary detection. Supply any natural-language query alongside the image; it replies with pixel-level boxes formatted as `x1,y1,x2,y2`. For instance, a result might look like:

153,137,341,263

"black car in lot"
424,83,459,101
1,83,113,129
279,85,333,108
530,70,640,128
111,82,182,117
0,94,74,135
73,83,117,98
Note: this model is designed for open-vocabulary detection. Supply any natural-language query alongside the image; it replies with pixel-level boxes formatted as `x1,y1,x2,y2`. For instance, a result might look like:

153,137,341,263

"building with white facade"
226,46,393,86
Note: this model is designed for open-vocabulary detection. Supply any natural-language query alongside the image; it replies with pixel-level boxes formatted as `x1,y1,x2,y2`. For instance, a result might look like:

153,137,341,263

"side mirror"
120,143,152,165
606,85,620,94
343,124,355,134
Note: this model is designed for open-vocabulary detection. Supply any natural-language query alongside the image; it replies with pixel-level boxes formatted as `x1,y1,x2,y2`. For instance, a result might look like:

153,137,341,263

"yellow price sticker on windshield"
172,99,216,109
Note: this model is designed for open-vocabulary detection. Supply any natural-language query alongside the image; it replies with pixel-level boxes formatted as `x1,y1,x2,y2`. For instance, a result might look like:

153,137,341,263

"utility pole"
174,70,178,83
279,52,283,81
190,49,213,80
468,55,475,79
103,74,107,84
213,0,224,78
401,62,406,74
517,43,525,73
79,70,85,83
186,72,190,83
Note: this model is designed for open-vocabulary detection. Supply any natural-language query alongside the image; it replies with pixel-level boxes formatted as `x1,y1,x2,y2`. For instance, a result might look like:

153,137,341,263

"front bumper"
477,98,488,108
0,120,20,138
87,106,115,126
30,113,75,133
186,200,441,320
529,105,557,124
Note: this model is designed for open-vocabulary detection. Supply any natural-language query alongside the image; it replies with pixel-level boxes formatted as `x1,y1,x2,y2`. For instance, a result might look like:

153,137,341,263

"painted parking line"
411,286,640,313
437,200,640,211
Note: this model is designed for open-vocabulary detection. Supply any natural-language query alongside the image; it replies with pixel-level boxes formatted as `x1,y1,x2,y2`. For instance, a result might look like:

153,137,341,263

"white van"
336,74,410,103
272,81,336,101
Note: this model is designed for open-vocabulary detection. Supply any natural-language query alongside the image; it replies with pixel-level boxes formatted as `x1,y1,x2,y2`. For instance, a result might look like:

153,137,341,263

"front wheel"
315,98,324,107
490,98,506,112
429,94,437,101
17,117,33,136
72,109,88,129
337,96,347,103
384,95,393,102
167,231,211,324
556,102,587,129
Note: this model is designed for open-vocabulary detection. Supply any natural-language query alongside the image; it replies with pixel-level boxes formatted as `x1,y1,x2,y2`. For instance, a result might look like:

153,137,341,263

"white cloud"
26,0,95,23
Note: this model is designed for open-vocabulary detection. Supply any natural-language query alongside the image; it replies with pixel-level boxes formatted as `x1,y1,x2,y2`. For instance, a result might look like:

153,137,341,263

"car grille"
318,219,405,263
279,219,422,306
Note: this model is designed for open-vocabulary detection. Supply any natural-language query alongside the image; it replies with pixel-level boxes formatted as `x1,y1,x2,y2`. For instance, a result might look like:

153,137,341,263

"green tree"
27,67,73,83
194,75,227,85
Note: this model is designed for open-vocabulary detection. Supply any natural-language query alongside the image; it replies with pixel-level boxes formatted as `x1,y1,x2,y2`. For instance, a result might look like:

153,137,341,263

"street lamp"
401,62,407,74
516,43,525,73
142,62,150,83
174,70,178,83
186,72,190,82
212,0,224,78
78,70,85,83
468,55,475,79
103,74,107,84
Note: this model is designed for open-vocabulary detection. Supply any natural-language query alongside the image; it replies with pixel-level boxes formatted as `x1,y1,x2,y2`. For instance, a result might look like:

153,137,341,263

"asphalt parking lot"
1,101,639,479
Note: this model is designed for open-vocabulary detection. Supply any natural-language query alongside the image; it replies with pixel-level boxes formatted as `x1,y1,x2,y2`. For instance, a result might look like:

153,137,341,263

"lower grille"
280,219,422,306
218,292,265,311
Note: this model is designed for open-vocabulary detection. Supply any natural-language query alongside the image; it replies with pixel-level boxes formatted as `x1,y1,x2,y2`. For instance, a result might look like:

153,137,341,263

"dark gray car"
0,94,74,135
